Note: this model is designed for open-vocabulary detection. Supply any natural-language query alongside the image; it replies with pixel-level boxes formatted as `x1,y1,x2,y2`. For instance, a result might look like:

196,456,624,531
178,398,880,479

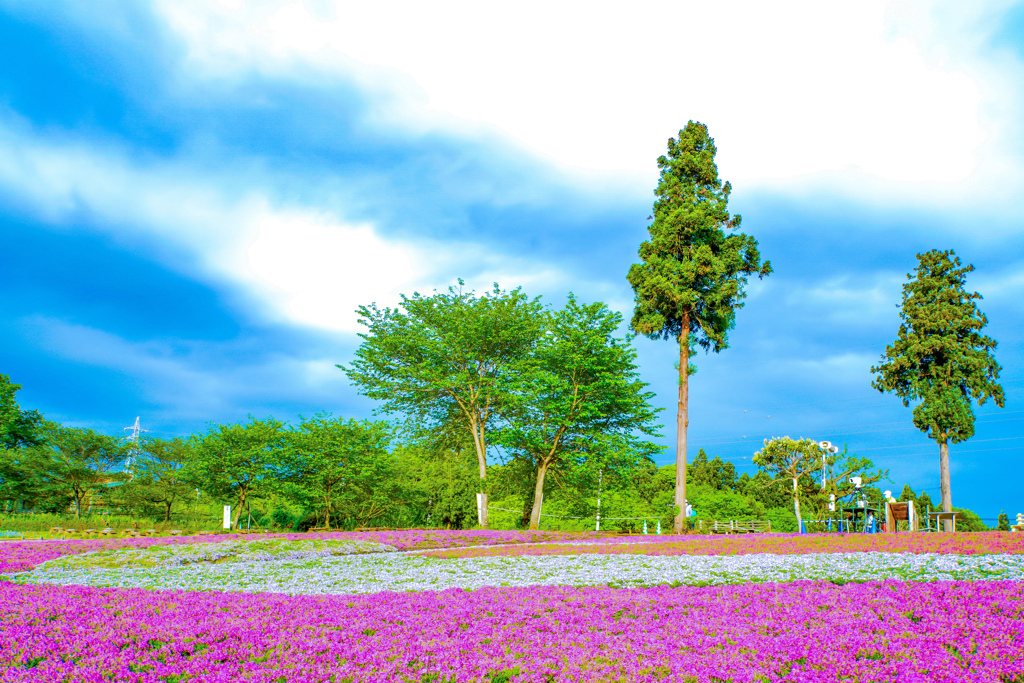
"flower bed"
425,531,1024,559
2,580,1022,682
0,529,597,574
15,549,1024,594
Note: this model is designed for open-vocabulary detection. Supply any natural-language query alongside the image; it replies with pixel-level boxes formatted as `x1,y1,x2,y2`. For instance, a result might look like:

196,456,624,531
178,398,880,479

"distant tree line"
0,372,990,532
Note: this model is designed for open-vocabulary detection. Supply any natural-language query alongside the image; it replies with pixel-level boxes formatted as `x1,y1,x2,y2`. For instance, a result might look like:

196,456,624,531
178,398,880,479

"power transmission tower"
123,416,148,480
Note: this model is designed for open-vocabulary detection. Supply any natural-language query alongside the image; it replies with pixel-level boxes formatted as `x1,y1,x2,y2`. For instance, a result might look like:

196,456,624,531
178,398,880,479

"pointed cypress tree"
871,249,1004,531
627,122,771,533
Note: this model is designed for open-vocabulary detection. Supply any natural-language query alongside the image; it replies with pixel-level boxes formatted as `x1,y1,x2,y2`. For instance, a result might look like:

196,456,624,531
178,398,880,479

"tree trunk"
164,501,172,522
468,416,489,528
73,485,83,519
528,458,551,531
792,477,803,532
674,326,689,534
939,439,953,532
324,484,333,530
232,489,248,529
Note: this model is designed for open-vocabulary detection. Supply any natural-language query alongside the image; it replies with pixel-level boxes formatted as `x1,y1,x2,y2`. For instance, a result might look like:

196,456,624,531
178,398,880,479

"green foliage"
952,507,989,532
43,424,128,518
626,121,770,532
871,249,1004,444
688,483,764,521
626,121,771,348
188,416,290,529
752,437,827,531
117,438,197,522
342,281,545,526
0,375,45,451
689,448,738,491
871,250,1004,523
824,447,888,505
288,415,395,529
497,295,663,529
736,471,789,510
898,484,917,502
998,511,1011,531
0,375,51,512
412,444,481,529
764,507,798,533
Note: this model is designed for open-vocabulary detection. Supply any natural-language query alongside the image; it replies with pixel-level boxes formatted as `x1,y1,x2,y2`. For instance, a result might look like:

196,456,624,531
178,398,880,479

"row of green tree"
6,371,991,532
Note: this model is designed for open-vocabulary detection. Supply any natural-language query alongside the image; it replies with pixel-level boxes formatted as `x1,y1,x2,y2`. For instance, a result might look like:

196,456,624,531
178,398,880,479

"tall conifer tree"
871,249,1004,531
627,122,770,533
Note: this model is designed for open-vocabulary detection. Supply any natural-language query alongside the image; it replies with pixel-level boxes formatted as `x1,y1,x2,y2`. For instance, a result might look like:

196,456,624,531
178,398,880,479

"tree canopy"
752,437,827,532
871,249,1003,529
289,414,394,529
342,282,544,527
119,437,196,522
1,374,44,451
189,416,290,529
44,424,128,518
627,121,770,532
497,295,662,529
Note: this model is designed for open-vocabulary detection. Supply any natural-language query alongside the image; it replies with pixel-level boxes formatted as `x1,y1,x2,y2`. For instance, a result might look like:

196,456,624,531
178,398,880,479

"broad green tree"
121,437,196,521
497,296,662,530
290,415,393,529
0,375,49,511
627,122,771,533
44,424,128,518
342,282,544,527
189,416,289,529
407,441,481,529
753,437,830,532
871,249,1004,531
1,374,45,451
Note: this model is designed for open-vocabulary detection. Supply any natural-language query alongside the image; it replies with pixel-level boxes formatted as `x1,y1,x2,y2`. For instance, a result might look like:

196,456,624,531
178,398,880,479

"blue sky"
1,1,1022,521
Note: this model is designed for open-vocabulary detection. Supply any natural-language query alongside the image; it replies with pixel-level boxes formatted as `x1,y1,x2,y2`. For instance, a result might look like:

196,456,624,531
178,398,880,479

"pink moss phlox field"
2,580,1022,682
425,531,1024,559
0,530,595,574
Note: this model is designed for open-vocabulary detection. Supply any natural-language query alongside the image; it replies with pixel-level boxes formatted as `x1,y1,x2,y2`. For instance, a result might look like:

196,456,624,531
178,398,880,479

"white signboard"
223,505,231,530
476,493,484,525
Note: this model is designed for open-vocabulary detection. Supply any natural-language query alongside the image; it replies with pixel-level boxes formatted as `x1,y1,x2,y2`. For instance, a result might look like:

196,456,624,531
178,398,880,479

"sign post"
222,505,231,530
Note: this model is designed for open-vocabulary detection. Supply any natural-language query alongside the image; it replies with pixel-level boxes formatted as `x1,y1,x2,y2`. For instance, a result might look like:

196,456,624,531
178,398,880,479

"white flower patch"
11,550,1024,595
28,537,397,572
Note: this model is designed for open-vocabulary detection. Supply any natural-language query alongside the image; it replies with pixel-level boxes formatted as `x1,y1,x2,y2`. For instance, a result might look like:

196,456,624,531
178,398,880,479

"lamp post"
818,440,840,492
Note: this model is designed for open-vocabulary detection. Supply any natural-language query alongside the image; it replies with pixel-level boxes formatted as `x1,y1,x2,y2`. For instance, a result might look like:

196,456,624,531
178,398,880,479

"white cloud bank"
17,315,353,422
150,0,1023,209
0,113,566,333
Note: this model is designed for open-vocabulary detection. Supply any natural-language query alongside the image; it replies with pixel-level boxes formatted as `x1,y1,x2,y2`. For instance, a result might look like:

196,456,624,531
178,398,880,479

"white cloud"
787,273,905,325
972,262,1024,307
781,352,879,389
18,316,354,420
148,0,1021,210
0,112,567,333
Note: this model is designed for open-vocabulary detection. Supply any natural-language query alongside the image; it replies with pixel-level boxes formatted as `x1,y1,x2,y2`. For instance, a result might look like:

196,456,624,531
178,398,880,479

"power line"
692,409,1019,430
691,414,1024,448
691,396,871,419
856,436,1024,452
871,446,1024,457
